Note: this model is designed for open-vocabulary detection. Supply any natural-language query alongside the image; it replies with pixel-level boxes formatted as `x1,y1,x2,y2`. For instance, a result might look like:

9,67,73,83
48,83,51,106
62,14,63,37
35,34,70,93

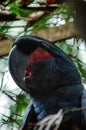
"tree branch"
0,38,12,57
32,22,79,42
0,11,17,21
20,4,59,11
0,22,78,57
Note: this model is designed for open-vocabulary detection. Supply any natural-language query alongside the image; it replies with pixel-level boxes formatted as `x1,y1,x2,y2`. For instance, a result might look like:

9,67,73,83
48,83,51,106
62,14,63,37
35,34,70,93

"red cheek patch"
29,48,52,64
25,48,52,78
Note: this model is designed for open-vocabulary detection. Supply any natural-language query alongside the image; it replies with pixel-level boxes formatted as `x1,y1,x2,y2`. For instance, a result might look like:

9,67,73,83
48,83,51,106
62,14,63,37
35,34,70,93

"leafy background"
0,0,86,130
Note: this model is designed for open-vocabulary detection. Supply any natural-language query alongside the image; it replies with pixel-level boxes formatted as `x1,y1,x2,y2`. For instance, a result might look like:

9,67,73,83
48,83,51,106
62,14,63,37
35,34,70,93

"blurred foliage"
0,0,86,130
0,1,72,36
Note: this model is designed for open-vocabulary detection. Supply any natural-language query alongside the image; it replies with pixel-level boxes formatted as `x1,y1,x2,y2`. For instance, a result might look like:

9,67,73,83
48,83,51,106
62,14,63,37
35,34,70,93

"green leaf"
0,27,8,34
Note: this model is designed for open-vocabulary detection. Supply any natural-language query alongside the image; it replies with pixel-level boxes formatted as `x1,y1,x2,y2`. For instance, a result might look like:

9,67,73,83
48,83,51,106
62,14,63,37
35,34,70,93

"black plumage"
9,35,86,130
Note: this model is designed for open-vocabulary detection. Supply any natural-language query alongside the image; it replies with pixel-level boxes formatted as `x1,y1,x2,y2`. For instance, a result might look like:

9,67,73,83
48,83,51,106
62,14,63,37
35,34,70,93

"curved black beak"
9,45,29,92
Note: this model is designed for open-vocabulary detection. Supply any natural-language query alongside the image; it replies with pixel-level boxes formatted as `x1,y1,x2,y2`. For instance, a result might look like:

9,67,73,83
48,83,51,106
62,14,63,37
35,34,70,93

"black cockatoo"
9,35,86,130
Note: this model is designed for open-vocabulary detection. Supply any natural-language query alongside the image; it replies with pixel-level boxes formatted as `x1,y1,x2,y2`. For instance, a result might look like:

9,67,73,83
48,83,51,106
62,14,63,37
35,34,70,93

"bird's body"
23,49,84,130
9,35,86,130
